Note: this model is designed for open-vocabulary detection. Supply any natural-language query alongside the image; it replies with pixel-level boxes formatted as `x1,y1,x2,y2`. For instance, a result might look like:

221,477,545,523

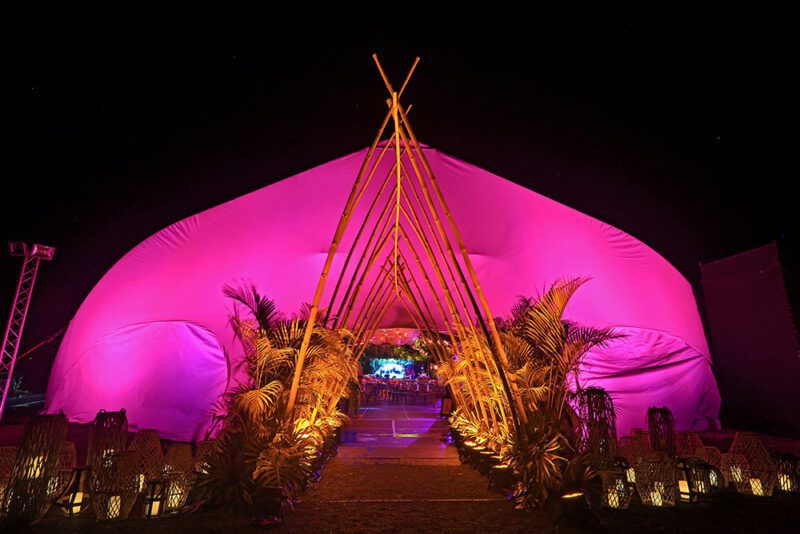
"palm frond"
223,282,280,331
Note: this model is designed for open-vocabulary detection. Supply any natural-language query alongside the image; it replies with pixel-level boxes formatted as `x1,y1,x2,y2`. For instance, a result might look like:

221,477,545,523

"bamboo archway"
285,55,528,439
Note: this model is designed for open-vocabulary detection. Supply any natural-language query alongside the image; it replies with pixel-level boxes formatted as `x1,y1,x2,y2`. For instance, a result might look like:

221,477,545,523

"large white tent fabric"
45,147,720,441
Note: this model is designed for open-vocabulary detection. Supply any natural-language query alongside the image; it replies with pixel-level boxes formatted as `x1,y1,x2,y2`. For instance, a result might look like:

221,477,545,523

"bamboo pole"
285,106,395,416
358,284,398,358
393,280,479,423
335,178,398,326
325,141,400,324
394,111,527,431
392,92,402,295
399,161,477,328
350,259,393,343
395,257,494,430
340,215,395,328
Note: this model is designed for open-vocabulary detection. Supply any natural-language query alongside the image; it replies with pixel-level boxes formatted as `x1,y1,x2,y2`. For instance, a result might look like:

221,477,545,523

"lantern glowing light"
626,467,636,483
731,465,742,482
26,456,44,478
143,480,166,518
778,473,793,492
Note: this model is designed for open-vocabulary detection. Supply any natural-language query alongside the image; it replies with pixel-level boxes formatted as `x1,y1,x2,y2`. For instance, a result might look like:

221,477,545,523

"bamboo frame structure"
283,55,524,445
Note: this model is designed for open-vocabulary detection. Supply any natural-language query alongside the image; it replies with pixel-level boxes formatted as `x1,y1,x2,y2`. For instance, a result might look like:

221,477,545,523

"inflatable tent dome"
45,146,720,441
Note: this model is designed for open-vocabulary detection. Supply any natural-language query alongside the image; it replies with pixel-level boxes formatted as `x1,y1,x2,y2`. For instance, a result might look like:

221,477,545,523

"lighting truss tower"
0,241,56,420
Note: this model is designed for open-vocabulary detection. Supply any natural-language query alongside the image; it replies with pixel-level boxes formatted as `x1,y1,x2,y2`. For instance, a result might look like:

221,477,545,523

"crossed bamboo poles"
286,55,528,441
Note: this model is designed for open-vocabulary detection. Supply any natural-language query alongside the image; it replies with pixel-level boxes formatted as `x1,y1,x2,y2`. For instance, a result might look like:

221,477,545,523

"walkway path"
280,402,552,532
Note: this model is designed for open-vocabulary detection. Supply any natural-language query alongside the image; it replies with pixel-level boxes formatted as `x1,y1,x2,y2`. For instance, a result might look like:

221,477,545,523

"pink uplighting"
45,147,720,441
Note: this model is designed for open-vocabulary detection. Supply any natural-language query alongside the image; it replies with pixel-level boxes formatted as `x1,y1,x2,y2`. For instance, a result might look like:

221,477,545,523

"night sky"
2,4,797,392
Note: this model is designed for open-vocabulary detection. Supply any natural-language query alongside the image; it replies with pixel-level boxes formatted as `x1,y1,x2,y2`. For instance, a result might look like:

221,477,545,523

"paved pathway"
279,402,551,532
336,402,459,465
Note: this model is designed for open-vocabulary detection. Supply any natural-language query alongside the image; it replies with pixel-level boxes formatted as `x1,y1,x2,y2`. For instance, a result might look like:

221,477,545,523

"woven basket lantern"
772,453,800,493
0,446,18,505
162,443,194,476
128,430,164,491
675,432,704,458
676,457,713,503
0,414,68,524
634,452,677,507
87,410,128,475
572,387,619,469
90,450,138,520
598,468,634,509
46,441,77,502
727,433,777,496
193,440,217,476
646,407,676,458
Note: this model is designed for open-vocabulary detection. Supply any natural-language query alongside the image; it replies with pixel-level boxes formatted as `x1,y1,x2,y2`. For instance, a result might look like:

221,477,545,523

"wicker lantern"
598,468,633,509
721,452,750,492
726,433,777,496
56,467,90,517
46,441,77,502
646,407,676,457
676,457,711,503
87,410,128,476
0,414,68,524
634,452,677,507
193,440,217,476
127,430,163,494
90,451,138,520
160,443,193,513
772,453,800,493
142,479,167,518
675,432,704,458
163,443,194,475
0,446,18,504
164,471,191,512
572,387,619,469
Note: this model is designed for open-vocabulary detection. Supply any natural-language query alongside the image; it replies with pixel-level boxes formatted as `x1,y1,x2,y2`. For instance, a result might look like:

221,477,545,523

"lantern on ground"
726,432,777,496
164,471,191,512
676,458,711,503
634,453,677,507
90,451,138,520
142,479,166,518
56,465,89,517
599,469,633,509
646,407,676,457
772,453,799,493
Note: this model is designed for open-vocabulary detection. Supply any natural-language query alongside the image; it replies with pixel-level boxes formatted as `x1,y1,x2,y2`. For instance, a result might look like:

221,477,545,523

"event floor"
335,402,459,464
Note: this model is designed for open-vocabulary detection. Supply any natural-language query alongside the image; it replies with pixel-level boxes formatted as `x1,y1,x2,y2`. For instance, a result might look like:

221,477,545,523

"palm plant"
501,277,620,508
194,283,359,511
440,277,619,508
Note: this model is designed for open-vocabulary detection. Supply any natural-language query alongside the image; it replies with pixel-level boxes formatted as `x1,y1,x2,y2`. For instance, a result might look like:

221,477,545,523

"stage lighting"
31,244,56,261
8,241,28,256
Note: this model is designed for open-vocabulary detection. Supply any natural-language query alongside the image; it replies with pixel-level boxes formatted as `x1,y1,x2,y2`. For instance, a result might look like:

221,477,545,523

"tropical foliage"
193,283,359,511
438,277,620,508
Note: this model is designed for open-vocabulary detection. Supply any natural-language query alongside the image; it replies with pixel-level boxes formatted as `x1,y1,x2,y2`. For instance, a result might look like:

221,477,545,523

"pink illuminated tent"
45,147,720,441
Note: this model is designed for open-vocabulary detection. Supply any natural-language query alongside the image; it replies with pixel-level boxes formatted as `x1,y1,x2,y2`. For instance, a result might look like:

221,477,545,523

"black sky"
2,3,798,392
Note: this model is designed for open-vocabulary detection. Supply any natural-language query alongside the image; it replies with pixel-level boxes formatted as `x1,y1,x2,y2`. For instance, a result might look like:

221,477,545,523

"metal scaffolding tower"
0,242,55,420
